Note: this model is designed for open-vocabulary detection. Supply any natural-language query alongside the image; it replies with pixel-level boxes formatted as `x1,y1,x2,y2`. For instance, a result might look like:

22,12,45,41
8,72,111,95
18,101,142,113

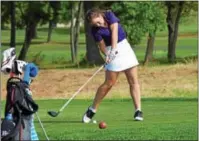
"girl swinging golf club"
82,8,143,123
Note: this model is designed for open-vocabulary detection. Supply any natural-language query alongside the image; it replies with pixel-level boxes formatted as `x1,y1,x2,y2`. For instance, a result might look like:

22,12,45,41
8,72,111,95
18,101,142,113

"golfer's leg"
82,70,119,123
92,70,119,110
124,66,141,111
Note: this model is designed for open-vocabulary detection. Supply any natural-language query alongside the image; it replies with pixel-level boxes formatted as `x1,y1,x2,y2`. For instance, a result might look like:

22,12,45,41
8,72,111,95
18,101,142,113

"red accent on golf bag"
1,77,38,141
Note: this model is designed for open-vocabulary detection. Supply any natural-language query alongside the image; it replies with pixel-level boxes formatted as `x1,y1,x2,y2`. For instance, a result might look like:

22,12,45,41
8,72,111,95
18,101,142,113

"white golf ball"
93,120,97,124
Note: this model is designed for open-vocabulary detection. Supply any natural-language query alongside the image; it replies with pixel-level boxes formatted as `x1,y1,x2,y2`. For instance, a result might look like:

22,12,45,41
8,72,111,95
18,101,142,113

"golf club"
35,112,50,140
48,51,118,117
48,65,104,117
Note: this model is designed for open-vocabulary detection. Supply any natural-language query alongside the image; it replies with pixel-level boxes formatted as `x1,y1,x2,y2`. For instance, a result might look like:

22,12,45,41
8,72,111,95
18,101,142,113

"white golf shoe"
134,110,143,121
82,107,96,123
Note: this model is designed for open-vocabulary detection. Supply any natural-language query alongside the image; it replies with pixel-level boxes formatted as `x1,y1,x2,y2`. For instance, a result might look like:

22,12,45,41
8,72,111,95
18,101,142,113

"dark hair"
86,8,109,23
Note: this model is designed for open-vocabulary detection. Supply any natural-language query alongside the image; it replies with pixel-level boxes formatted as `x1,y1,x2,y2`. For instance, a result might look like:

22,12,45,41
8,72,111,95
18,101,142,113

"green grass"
1,19,198,68
1,98,197,140
1,14,197,140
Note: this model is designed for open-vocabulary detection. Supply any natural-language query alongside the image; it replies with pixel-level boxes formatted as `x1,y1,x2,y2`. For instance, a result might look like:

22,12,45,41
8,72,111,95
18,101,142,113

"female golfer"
82,8,143,123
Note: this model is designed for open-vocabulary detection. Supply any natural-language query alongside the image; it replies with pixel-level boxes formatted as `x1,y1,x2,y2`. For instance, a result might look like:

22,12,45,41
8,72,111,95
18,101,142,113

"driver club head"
48,111,59,117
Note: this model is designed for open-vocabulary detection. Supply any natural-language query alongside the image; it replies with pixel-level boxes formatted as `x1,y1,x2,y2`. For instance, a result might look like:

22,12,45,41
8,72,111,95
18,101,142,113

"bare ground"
1,62,197,100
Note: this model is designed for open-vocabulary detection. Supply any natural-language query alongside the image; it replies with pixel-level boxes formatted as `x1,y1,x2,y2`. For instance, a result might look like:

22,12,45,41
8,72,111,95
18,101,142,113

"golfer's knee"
129,81,140,88
104,80,116,88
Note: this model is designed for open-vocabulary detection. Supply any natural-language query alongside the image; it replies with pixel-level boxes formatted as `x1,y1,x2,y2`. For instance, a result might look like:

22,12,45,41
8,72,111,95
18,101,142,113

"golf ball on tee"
93,120,97,124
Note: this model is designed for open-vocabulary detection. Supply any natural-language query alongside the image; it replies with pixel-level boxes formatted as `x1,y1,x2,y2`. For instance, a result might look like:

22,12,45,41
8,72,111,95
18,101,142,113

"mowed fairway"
1,98,197,140
1,61,197,140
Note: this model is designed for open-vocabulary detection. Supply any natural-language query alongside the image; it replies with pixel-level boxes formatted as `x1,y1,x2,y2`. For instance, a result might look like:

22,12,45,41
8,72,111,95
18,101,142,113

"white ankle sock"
135,108,141,112
89,106,97,113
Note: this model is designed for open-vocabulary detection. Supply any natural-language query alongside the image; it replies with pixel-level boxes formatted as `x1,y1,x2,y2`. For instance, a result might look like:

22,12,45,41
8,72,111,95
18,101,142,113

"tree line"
1,1,198,65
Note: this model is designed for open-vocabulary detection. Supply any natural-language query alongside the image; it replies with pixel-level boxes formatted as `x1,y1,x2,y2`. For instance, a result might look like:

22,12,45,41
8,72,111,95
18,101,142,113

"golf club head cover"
1,48,16,74
13,60,27,75
23,63,39,85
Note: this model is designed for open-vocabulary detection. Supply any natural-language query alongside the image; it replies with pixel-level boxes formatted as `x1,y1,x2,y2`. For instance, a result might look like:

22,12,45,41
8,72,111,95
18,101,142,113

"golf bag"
1,77,38,141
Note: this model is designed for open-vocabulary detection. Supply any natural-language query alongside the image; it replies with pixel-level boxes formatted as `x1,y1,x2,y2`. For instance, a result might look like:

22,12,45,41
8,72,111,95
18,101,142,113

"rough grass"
1,61,197,100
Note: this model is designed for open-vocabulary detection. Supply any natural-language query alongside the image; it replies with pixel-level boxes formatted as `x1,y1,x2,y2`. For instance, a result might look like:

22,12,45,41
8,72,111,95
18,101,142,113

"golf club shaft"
59,65,104,113
35,112,50,140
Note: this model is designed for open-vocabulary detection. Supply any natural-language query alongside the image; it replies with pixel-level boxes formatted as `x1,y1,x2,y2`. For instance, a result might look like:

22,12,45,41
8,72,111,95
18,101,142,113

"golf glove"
106,48,118,64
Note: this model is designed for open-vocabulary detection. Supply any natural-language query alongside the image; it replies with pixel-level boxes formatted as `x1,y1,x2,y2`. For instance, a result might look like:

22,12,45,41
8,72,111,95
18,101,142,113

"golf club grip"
59,65,104,112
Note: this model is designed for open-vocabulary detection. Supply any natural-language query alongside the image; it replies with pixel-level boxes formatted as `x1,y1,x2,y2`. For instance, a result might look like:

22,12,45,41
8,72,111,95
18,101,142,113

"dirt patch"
1,62,197,100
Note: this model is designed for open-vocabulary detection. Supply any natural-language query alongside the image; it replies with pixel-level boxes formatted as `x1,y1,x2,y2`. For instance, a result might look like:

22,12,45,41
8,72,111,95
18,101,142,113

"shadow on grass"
34,120,82,124
176,55,198,63
2,40,85,47
45,41,85,45
78,55,198,69
141,97,197,102
105,97,198,102
38,28,69,35
1,41,45,47
139,55,198,66
34,97,198,102
38,55,197,70
37,27,85,35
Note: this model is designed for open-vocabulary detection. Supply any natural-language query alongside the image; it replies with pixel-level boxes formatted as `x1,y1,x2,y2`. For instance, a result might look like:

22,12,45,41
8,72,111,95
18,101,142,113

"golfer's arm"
110,23,118,49
97,40,107,56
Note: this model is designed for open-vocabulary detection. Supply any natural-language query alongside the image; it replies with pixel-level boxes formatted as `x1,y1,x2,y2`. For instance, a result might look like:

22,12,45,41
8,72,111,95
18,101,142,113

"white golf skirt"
105,39,139,72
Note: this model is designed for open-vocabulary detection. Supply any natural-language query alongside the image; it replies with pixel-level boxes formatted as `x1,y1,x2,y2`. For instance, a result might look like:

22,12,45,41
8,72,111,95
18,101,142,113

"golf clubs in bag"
1,77,38,141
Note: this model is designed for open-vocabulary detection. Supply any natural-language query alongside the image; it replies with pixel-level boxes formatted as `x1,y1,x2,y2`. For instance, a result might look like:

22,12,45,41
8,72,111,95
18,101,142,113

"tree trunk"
31,24,38,39
47,20,53,43
144,32,156,65
10,1,16,47
70,2,76,63
83,1,104,65
74,1,83,67
166,1,184,63
18,22,36,60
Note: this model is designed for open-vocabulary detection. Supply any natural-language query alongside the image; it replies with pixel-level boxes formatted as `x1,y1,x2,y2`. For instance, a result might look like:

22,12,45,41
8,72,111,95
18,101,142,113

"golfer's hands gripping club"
105,48,118,64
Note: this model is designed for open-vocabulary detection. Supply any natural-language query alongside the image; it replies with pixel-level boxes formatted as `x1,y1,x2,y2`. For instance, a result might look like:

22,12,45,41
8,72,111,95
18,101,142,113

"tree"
112,2,165,64
144,32,156,65
31,24,38,39
74,1,83,67
15,2,26,29
165,1,197,63
47,1,61,43
165,1,185,63
83,1,104,65
10,1,16,47
70,2,76,63
58,1,80,65
18,1,49,60
47,4,54,43
1,1,10,29
68,1,84,66
69,1,103,65
180,2,198,24
112,2,147,45
143,2,165,65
